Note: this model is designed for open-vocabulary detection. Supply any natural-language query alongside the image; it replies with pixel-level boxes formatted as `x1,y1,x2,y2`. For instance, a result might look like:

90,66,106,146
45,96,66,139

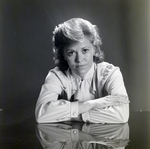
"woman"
35,18,129,123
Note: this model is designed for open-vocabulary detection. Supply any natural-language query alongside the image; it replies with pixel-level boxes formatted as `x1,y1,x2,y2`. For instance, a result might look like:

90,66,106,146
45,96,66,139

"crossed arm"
35,69,129,123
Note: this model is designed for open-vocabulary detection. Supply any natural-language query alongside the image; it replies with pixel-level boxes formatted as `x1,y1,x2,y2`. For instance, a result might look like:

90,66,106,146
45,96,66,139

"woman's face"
63,37,95,78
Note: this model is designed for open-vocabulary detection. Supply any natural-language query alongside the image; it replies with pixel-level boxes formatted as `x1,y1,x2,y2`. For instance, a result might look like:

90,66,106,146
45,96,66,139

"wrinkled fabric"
35,62,129,123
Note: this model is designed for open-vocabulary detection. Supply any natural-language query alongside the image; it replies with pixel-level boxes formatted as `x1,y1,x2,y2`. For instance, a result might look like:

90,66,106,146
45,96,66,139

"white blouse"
35,62,129,123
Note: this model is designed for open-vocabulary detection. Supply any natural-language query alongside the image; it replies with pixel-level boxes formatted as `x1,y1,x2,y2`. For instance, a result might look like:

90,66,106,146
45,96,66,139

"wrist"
78,101,94,114
86,100,95,109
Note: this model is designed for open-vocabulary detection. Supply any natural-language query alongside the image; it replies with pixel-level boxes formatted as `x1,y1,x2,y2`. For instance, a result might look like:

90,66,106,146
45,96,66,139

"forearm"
82,103,129,123
78,94,129,114
92,94,129,109
79,95,129,123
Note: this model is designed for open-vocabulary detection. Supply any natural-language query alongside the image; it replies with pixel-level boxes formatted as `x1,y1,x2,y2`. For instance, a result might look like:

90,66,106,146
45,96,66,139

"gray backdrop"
0,0,150,118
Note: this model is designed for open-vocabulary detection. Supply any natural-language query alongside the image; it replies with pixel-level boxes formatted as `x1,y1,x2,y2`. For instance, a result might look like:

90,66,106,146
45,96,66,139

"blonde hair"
52,18,104,71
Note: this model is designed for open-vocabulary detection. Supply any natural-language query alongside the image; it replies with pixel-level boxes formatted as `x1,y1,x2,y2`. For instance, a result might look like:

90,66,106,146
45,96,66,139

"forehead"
64,37,93,51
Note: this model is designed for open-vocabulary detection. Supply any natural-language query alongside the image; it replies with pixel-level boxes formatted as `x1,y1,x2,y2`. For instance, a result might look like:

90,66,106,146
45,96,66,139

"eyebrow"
66,49,75,52
66,46,91,51
82,46,90,49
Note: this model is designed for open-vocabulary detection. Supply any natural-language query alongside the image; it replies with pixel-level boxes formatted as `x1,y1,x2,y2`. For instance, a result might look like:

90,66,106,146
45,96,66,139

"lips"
76,65,85,67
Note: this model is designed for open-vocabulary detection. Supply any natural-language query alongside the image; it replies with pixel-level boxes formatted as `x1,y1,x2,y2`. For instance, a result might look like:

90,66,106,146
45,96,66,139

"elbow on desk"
118,114,129,123
36,117,47,124
35,114,43,123
36,117,42,124
35,106,50,123
35,113,54,123
35,112,44,124
116,104,130,123
35,104,55,123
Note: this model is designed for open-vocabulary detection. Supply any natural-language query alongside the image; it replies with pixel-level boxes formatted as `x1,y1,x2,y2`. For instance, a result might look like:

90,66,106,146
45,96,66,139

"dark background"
0,0,150,122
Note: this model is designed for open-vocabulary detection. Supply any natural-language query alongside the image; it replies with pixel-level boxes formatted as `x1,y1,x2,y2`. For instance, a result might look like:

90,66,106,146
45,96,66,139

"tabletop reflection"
36,122,130,149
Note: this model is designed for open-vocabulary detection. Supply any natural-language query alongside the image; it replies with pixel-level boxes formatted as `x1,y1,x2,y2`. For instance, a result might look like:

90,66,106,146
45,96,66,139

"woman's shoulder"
45,67,69,89
96,61,119,72
50,66,64,75
96,62,120,84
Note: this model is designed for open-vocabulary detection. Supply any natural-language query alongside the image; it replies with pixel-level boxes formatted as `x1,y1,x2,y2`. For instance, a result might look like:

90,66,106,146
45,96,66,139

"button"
73,130,77,134
73,112,77,116
60,101,66,105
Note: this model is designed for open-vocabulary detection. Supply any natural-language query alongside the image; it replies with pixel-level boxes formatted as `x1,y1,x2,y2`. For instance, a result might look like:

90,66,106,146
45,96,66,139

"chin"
77,71,87,77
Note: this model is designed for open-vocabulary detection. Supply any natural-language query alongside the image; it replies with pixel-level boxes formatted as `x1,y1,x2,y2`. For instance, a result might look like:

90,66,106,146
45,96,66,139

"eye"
82,48,89,54
67,51,75,56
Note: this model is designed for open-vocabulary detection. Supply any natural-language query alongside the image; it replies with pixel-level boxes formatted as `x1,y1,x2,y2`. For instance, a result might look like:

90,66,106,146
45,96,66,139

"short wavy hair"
52,18,104,71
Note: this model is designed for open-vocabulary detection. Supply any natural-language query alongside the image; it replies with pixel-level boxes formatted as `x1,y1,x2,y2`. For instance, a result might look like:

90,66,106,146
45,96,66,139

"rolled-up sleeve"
35,72,79,123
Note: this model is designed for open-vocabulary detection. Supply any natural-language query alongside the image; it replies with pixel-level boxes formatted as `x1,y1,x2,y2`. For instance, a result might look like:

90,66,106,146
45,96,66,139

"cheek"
66,57,74,65
64,53,73,64
86,53,94,61
67,59,75,70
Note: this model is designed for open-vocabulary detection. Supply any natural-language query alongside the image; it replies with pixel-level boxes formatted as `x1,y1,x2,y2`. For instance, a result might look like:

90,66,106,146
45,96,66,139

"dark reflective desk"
0,111,150,149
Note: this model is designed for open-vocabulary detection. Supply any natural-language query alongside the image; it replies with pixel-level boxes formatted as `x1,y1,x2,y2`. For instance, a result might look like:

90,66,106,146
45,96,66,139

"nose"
75,52,83,63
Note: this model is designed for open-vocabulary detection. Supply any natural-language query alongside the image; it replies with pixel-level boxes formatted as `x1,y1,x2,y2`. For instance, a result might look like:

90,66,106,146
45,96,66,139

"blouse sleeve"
81,66,130,123
35,71,79,123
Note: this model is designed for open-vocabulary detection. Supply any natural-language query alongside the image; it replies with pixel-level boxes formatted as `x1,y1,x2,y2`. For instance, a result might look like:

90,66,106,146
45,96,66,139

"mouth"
76,64,86,67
